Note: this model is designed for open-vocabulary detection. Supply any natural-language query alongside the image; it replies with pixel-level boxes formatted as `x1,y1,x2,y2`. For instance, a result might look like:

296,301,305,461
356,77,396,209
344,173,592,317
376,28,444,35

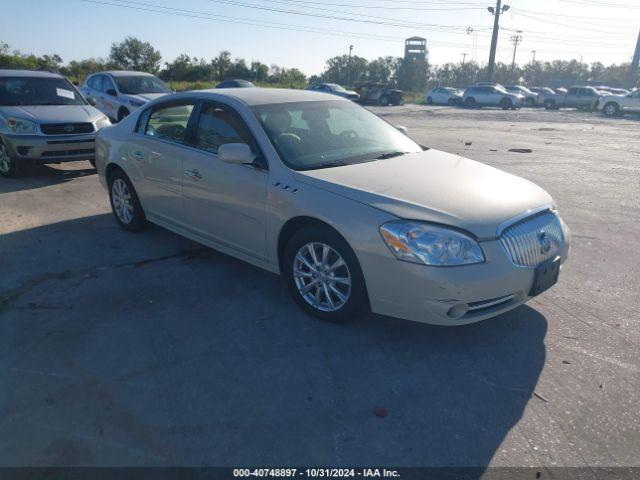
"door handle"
185,168,202,180
129,151,144,161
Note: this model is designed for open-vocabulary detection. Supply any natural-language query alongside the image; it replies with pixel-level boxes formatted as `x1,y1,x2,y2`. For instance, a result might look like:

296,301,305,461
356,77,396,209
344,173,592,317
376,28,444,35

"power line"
252,0,488,11
512,11,634,35
559,0,640,8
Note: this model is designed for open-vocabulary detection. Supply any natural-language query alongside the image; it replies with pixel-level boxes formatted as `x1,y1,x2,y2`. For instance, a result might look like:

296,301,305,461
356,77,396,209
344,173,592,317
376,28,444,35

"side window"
583,88,595,96
568,88,578,95
194,102,255,154
103,76,117,94
144,101,196,145
91,75,104,92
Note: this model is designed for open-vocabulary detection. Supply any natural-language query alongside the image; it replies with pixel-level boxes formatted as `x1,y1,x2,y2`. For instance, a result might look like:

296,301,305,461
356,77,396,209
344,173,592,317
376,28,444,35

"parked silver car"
0,69,110,177
307,83,359,100
462,85,524,109
504,85,538,107
81,71,171,123
96,89,570,326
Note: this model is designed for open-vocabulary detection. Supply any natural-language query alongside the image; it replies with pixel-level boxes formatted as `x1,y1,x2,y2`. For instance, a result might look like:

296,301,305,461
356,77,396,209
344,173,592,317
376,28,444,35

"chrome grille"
500,211,564,267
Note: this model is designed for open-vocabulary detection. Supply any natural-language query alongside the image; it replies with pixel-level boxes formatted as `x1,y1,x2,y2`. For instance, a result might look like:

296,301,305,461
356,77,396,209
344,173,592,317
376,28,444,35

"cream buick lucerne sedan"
96,88,570,325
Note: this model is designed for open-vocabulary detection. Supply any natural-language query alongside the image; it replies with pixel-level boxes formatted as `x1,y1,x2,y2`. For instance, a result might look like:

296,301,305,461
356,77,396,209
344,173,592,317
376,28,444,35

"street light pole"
486,0,509,82
510,33,522,70
462,53,468,66
347,44,354,87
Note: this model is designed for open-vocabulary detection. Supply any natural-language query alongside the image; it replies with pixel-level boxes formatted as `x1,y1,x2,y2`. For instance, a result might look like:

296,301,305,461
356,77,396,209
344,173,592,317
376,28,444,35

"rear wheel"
283,224,368,323
603,102,620,117
464,97,476,108
525,97,535,107
379,96,389,106
544,99,556,110
447,97,456,106
108,169,146,231
0,140,22,178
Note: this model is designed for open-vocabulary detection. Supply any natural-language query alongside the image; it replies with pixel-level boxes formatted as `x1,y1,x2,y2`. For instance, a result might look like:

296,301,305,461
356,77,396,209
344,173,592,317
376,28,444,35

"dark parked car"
215,79,256,89
356,83,403,106
307,83,359,100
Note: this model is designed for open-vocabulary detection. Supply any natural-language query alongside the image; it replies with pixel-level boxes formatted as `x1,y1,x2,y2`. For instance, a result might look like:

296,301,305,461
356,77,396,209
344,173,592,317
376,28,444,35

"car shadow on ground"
0,162,96,195
1,214,547,469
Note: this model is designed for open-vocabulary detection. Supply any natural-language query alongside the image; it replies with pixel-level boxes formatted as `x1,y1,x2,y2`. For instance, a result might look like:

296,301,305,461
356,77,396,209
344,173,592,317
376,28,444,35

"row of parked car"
425,82,640,116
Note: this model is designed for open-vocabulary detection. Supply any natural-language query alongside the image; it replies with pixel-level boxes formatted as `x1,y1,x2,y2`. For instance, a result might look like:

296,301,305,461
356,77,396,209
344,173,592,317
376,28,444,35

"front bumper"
2,132,96,163
361,238,570,326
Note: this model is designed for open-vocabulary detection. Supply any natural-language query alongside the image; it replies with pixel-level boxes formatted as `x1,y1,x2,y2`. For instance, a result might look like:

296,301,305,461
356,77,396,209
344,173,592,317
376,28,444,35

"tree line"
1,37,636,91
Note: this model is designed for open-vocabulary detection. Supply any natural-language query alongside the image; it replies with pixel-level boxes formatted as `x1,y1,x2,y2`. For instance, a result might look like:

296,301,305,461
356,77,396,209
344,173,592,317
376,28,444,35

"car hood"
0,105,104,123
294,149,553,239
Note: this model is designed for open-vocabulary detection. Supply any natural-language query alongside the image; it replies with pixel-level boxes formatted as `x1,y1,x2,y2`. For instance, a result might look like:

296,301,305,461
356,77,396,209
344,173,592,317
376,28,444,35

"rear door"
182,100,269,259
565,87,580,107
128,99,197,225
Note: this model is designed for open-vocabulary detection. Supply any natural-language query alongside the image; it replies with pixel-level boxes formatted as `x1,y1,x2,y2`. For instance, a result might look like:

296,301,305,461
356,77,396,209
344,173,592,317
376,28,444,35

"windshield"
253,100,422,171
0,76,87,106
114,75,170,95
328,84,347,93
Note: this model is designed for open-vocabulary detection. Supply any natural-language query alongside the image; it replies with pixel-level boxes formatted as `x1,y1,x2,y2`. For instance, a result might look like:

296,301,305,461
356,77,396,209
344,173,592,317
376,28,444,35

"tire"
464,97,476,108
379,96,389,106
0,139,22,178
108,168,146,231
603,102,620,117
544,99,556,110
525,97,535,107
447,97,455,106
500,98,513,110
282,224,368,323
426,96,433,105
117,108,130,123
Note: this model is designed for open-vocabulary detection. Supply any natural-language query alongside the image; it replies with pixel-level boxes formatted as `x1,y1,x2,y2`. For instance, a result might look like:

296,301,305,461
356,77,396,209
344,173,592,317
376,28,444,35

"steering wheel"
340,129,359,139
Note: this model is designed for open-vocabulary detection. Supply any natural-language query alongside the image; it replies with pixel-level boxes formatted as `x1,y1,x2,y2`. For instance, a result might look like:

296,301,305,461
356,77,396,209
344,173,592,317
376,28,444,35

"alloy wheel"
604,103,618,116
111,178,134,224
293,242,351,312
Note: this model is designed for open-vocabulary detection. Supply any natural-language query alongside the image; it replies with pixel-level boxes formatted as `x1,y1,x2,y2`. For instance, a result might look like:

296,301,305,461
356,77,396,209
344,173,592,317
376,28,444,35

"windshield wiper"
374,151,408,160
305,160,348,170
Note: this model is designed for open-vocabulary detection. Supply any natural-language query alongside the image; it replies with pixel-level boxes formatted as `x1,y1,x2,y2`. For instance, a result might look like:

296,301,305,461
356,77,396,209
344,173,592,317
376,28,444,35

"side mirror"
106,89,117,97
396,125,409,136
87,97,97,106
218,143,255,165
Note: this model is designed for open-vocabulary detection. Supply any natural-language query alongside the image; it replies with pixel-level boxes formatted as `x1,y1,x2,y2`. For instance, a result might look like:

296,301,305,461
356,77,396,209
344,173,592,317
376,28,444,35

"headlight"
6,117,38,134
380,221,485,266
95,116,112,130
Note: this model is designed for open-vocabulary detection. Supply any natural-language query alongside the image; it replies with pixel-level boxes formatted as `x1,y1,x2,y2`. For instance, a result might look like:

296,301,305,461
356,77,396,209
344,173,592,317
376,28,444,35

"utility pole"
347,44,354,87
462,53,468,66
630,30,640,88
486,1,510,82
531,50,536,63
510,33,522,70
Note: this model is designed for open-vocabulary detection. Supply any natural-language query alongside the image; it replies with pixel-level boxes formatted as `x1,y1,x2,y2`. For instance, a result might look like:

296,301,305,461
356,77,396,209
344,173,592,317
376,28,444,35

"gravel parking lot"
1,105,638,468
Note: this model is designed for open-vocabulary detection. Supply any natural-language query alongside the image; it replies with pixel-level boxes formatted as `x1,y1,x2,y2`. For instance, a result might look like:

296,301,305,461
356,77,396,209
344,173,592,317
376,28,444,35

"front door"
128,99,197,225
182,101,268,259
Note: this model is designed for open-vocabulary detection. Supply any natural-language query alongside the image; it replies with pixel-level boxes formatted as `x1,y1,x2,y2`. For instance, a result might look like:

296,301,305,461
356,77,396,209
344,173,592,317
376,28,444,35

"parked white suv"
462,85,523,109
597,89,640,116
81,71,171,123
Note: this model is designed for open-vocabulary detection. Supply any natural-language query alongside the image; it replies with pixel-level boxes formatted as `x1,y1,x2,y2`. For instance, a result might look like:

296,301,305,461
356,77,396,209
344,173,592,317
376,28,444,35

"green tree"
109,37,162,73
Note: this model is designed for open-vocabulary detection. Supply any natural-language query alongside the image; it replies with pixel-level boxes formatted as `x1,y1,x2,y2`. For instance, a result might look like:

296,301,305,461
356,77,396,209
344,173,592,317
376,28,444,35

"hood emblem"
63,124,75,133
538,230,552,254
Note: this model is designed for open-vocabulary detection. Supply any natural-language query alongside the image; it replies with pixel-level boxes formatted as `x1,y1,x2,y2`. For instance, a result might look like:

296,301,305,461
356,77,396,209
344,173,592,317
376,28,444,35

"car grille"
40,123,94,135
42,148,95,158
499,211,564,267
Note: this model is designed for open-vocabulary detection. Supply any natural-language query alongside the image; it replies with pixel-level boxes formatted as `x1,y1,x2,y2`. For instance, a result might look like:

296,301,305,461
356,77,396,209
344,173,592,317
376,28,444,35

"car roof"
97,71,157,77
0,69,63,79
174,87,347,106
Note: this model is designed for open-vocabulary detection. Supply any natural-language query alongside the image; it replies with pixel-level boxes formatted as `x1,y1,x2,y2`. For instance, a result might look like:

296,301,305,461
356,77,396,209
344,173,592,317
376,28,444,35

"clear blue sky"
2,0,638,75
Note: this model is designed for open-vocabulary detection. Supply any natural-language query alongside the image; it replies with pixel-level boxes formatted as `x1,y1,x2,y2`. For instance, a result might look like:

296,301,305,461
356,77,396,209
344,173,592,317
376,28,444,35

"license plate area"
529,257,560,297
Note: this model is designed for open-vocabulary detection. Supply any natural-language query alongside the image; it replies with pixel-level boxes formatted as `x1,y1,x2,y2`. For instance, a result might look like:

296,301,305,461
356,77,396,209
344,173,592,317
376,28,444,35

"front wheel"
525,97,535,107
603,102,620,117
108,169,146,231
464,97,476,108
0,140,22,178
379,96,389,106
283,225,368,323
544,99,556,110
500,98,513,110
